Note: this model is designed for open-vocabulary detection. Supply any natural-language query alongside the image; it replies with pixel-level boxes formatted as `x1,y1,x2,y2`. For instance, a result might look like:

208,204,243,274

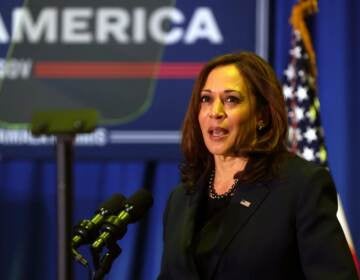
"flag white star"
302,147,315,161
295,107,304,121
284,65,296,80
304,128,317,143
290,46,302,58
283,84,293,99
296,86,308,101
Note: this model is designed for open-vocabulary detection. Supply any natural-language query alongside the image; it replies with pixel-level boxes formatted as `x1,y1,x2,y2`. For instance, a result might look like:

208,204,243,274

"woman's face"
198,64,256,157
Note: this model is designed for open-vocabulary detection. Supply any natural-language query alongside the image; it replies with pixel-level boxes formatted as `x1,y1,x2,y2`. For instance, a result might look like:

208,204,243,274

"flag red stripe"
351,250,360,277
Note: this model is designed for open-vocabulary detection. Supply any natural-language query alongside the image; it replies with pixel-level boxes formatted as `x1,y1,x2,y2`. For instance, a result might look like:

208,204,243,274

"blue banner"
0,0,267,159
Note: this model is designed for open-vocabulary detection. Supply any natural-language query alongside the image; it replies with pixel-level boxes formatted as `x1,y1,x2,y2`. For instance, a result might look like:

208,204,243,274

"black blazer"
158,156,358,280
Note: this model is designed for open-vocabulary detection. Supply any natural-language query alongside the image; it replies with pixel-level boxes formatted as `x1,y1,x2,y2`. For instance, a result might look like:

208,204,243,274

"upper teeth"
212,128,225,136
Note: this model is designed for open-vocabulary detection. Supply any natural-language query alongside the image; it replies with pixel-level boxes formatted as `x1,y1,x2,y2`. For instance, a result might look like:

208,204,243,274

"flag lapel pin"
240,199,251,208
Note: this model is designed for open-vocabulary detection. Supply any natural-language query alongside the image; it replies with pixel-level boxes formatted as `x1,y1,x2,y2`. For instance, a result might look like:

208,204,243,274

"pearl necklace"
208,170,239,199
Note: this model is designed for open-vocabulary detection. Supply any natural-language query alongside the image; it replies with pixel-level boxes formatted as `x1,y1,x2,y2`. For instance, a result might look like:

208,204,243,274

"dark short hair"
181,52,288,188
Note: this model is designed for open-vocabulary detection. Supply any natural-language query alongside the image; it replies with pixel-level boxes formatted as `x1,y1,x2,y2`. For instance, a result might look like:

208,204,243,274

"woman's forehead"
201,65,248,93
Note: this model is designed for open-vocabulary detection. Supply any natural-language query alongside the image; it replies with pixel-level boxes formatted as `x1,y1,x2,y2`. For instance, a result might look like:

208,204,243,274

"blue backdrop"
0,0,359,279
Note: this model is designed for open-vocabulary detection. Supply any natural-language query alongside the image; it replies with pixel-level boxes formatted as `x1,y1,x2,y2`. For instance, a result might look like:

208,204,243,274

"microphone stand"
31,109,98,280
56,134,75,280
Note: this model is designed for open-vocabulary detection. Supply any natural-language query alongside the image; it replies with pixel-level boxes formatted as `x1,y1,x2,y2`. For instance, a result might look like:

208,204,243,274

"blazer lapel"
181,191,201,251
180,172,209,278
208,181,271,278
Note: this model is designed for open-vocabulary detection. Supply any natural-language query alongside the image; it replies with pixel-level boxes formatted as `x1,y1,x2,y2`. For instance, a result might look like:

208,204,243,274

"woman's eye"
225,96,240,103
200,95,211,103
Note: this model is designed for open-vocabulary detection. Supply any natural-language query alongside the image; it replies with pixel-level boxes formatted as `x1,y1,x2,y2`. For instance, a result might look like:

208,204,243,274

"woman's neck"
212,155,248,193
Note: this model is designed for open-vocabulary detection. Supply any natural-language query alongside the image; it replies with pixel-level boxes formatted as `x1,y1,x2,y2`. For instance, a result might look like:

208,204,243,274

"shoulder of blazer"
278,154,332,186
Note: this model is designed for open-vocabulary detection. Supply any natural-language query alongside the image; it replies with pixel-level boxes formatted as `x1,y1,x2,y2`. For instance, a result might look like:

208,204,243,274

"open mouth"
208,127,229,138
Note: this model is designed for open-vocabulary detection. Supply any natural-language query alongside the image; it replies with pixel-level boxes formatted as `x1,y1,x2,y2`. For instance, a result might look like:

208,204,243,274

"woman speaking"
158,52,358,279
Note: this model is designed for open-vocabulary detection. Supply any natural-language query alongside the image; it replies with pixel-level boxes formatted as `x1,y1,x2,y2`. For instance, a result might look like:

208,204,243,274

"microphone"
72,194,127,248
91,188,153,251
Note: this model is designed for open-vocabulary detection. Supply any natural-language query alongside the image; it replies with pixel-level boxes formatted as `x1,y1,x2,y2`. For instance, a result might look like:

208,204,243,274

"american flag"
283,30,327,166
282,24,360,275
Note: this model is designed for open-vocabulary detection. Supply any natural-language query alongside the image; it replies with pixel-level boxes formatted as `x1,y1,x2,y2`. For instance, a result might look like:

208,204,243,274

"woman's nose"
208,100,225,119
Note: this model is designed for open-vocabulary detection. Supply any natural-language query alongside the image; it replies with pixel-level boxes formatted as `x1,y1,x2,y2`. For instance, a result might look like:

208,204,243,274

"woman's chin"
206,145,231,157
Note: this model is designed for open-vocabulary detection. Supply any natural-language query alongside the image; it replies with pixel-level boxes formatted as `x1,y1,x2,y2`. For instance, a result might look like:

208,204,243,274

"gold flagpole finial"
290,0,318,76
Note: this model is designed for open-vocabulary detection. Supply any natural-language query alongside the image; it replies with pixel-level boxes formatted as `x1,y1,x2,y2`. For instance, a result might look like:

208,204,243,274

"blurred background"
0,0,359,279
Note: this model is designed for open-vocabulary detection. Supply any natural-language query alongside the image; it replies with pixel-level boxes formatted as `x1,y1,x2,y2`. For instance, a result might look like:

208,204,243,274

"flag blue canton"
283,30,327,166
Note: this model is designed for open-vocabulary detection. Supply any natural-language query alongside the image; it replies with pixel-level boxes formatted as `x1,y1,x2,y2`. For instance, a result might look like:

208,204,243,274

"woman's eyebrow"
222,89,246,97
223,89,242,94
200,89,245,97
200,89,242,93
